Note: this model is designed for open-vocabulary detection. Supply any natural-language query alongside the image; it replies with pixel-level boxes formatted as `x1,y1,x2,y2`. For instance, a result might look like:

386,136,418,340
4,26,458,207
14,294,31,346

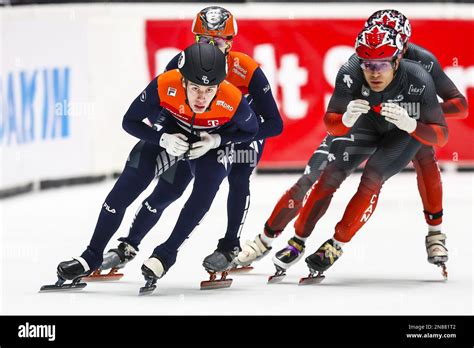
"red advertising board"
145,19,474,168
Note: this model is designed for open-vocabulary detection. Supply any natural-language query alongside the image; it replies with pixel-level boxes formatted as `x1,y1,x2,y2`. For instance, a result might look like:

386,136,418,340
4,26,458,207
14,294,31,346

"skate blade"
439,264,448,280
82,274,124,282
200,279,233,290
138,285,157,296
39,282,87,292
267,274,286,284
298,274,325,285
228,266,254,274
82,268,124,282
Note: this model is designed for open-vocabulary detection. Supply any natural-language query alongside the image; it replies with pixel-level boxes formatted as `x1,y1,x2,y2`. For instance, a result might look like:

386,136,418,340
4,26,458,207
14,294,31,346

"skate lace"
322,244,342,264
285,244,301,256
123,244,137,257
288,238,304,253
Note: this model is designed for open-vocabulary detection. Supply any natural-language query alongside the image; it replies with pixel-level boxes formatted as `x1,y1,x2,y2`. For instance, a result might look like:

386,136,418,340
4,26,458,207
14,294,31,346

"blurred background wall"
1,1,473,197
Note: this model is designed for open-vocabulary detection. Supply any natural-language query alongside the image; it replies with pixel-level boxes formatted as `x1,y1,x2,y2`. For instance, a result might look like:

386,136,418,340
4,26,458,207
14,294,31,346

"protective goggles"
195,35,232,50
360,59,396,73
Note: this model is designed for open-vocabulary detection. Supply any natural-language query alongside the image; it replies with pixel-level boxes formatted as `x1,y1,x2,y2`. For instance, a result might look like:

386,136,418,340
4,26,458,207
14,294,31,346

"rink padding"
39,175,107,190
258,165,474,174
0,183,34,199
2,165,474,200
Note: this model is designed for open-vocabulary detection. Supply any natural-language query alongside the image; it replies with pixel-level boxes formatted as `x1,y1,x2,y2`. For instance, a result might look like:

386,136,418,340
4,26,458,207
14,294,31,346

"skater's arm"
410,122,448,147
324,62,358,136
248,67,283,140
428,52,468,120
122,78,165,145
411,76,449,147
165,53,180,72
324,112,350,136
218,98,259,145
324,92,355,136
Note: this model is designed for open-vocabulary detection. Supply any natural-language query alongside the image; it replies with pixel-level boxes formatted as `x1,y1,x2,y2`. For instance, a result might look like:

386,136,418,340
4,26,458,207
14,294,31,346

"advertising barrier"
146,18,474,168
1,3,473,195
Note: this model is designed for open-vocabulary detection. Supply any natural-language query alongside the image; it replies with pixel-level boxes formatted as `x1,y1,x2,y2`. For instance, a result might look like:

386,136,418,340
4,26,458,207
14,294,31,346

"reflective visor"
360,60,394,73
195,35,231,50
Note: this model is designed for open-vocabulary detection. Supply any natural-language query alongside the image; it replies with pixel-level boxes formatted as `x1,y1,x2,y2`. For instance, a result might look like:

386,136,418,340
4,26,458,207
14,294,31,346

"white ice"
1,171,473,315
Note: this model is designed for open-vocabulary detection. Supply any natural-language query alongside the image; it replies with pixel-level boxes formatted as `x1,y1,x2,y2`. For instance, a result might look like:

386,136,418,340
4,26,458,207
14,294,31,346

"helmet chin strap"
183,78,192,110
224,41,233,55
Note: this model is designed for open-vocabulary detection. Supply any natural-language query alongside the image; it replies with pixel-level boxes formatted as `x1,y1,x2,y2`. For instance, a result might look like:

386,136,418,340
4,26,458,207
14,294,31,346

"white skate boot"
236,234,272,267
425,232,448,279
139,256,166,295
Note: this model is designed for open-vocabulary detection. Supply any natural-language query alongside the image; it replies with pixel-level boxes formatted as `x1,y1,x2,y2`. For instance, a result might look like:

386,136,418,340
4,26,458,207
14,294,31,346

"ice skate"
236,234,272,269
40,257,90,292
426,232,448,280
200,249,237,290
83,268,124,282
237,234,272,266
268,237,305,284
300,239,342,285
139,256,166,296
83,242,137,282
228,265,254,273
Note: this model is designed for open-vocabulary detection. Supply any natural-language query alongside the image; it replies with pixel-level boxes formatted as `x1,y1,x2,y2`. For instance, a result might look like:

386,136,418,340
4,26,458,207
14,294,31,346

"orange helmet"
192,6,238,39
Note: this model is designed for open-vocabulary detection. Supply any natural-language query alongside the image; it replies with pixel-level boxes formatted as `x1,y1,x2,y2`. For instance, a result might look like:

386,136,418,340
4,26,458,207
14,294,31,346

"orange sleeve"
324,112,351,136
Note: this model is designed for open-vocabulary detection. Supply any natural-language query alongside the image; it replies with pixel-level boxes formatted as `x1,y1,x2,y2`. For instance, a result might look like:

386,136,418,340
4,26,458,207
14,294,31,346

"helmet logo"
404,20,412,38
395,33,404,50
200,7,230,31
178,52,185,69
366,10,411,43
362,85,370,97
202,75,209,84
361,26,396,49
375,13,398,30
140,90,147,102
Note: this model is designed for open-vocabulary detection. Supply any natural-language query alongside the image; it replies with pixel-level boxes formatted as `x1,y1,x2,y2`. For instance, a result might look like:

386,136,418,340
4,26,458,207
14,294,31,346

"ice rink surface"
1,171,473,315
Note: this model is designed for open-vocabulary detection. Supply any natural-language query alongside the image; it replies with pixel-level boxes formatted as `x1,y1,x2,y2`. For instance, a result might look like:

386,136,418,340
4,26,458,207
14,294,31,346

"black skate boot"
40,257,91,292
139,255,167,296
201,247,239,290
300,239,343,285
83,242,137,281
426,232,448,280
268,237,305,283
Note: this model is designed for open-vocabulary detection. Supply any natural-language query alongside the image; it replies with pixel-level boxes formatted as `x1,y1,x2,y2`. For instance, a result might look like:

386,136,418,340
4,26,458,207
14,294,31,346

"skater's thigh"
327,119,380,174
125,141,161,174
110,141,160,194
194,148,232,191
228,141,261,186
365,129,422,181
153,160,194,197
301,134,335,184
413,144,437,165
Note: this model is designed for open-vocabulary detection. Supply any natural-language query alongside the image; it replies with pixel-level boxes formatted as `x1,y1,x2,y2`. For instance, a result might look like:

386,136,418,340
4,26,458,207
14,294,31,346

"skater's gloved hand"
381,103,417,133
188,132,221,160
159,133,189,157
342,99,370,127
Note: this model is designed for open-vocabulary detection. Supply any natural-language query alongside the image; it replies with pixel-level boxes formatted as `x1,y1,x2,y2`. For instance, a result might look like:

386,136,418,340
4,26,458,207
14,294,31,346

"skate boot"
426,232,448,280
139,256,166,296
268,237,305,283
236,234,272,268
83,242,137,282
300,239,343,285
40,257,91,292
201,248,239,290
